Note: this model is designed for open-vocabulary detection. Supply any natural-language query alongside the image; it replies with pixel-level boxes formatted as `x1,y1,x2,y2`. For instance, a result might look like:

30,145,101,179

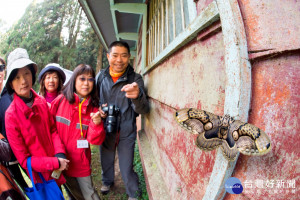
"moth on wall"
175,108,271,161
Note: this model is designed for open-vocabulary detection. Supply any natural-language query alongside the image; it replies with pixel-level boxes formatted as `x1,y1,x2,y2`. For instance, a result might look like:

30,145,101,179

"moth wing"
175,109,205,134
236,136,260,155
254,129,272,155
231,121,272,155
196,128,223,151
220,141,239,161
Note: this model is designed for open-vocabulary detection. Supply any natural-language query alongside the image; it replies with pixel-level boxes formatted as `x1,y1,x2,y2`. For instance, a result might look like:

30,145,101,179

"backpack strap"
127,71,135,85
96,69,105,106
0,168,18,190
95,69,105,90
53,95,65,114
58,95,64,105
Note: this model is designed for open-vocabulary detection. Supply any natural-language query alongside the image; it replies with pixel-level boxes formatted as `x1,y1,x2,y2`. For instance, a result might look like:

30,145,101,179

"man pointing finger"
121,82,140,99
96,41,149,200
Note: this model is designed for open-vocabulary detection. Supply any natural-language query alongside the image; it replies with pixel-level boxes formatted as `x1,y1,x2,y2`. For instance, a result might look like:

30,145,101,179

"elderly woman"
0,57,29,191
0,57,5,93
38,63,66,103
4,48,69,187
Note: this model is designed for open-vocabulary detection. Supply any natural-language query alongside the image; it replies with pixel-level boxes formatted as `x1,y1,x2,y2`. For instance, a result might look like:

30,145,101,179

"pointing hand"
121,82,140,99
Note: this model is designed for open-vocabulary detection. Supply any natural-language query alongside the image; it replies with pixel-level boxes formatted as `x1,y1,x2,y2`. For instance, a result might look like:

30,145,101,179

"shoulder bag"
24,157,65,200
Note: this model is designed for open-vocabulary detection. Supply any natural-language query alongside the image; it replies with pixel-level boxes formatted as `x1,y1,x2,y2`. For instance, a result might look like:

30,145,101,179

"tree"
0,0,102,73
76,26,104,71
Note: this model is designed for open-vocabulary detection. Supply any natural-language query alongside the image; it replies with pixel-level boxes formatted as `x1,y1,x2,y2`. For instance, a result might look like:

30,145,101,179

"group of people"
0,41,150,200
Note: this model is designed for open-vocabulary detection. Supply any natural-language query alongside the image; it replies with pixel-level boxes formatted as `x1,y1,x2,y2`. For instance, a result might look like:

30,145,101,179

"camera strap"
114,113,122,149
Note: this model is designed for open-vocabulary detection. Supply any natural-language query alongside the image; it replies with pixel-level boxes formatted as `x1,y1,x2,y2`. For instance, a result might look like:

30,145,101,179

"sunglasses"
78,77,95,82
0,64,5,72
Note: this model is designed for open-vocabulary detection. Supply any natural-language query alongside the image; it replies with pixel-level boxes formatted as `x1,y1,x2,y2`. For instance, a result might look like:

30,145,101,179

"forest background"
0,0,108,80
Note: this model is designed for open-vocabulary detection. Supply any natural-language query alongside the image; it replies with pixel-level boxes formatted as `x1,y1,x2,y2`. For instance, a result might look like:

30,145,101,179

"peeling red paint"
197,100,202,109
141,1,299,199
146,99,216,199
239,0,300,53
227,53,300,199
196,0,214,14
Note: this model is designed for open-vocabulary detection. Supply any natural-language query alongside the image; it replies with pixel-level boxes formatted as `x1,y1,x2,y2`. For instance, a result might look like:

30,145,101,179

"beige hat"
5,48,37,93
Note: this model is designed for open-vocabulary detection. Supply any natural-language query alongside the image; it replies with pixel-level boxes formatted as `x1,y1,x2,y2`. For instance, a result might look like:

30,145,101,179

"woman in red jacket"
51,64,105,200
4,48,69,187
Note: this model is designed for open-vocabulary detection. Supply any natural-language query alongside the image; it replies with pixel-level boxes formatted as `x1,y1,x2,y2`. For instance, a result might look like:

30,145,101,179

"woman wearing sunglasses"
0,57,6,93
51,64,105,200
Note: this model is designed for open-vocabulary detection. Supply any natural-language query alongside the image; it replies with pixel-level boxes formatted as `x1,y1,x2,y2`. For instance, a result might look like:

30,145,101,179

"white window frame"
144,0,219,74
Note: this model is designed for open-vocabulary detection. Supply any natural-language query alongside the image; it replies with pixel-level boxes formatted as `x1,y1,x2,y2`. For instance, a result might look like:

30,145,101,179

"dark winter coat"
0,88,17,163
96,65,149,140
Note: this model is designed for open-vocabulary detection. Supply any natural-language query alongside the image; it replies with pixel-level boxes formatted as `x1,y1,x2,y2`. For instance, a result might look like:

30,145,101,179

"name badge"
77,139,89,148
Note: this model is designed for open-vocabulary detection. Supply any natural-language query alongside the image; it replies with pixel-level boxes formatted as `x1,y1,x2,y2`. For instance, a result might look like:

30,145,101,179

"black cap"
38,63,66,84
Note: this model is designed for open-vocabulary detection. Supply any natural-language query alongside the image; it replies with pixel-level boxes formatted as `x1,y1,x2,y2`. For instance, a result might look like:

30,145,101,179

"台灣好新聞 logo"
225,177,243,194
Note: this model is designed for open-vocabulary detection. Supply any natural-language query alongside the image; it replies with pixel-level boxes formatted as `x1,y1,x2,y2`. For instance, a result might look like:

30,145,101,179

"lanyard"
78,98,86,138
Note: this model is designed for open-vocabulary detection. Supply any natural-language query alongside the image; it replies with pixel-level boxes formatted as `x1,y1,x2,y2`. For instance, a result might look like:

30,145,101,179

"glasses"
78,77,95,82
0,64,5,72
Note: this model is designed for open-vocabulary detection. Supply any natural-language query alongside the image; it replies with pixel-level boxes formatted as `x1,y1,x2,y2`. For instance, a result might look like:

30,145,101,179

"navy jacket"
0,87,17,162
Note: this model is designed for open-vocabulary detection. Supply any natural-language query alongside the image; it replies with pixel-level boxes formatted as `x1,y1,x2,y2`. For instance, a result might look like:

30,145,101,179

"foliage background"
0,0,107,77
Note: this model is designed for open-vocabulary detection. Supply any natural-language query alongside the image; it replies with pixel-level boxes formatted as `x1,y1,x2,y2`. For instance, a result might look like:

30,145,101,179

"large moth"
175,108,271,161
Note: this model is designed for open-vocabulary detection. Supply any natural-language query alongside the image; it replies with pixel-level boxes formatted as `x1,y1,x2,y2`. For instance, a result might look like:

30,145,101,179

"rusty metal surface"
223,53,300,200
203,0,252,198
144,99,214,199
143,28,226,199
195,0,214,14
144,29,225,115
141,1,299,199
238,0,300,59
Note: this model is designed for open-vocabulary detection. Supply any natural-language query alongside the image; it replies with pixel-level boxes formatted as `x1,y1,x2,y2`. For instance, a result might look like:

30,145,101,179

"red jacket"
5,89,66,185
51,94,105,177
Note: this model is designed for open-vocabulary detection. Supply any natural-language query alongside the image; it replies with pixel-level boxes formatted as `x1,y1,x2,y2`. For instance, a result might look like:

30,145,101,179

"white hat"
5,48,37,93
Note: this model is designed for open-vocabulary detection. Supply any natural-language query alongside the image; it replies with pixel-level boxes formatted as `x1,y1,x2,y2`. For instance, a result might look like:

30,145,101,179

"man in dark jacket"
97,41,149,200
